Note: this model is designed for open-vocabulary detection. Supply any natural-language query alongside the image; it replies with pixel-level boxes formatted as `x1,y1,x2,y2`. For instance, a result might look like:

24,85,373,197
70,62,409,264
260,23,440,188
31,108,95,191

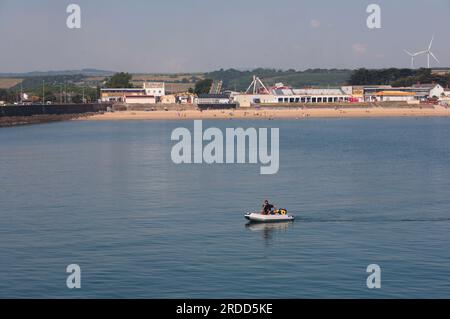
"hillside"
205,68,353,91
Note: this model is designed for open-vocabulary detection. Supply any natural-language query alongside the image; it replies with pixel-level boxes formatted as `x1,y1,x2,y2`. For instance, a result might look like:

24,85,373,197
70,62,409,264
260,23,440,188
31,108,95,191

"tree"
194,79,213,95
105,72,133,88
0,89,7,101
72,94,83,104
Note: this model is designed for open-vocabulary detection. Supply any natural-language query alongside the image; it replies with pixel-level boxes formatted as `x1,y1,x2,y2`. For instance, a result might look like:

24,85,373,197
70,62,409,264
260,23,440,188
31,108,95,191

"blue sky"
0,0,449,72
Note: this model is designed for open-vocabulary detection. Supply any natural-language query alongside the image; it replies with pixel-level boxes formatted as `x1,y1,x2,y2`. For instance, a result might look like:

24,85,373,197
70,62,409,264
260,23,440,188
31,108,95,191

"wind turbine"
403,49,423,69
424,36,440,68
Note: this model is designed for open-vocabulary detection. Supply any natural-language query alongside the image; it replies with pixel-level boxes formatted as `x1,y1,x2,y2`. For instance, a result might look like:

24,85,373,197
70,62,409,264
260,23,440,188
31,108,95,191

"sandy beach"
82,106,450,121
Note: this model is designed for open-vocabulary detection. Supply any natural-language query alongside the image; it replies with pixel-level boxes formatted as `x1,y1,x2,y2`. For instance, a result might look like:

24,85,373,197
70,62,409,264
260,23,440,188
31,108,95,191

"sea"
1,118,450,298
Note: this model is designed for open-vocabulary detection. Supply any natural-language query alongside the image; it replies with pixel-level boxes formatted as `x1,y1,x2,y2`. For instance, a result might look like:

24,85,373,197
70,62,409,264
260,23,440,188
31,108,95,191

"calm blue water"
1,118,450,298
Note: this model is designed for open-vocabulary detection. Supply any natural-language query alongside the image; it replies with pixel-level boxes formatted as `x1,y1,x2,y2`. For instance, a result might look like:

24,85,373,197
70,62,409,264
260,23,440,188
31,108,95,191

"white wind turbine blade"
415,50,427,56
430,51,440,64
404,49,414,56
428,36,434,51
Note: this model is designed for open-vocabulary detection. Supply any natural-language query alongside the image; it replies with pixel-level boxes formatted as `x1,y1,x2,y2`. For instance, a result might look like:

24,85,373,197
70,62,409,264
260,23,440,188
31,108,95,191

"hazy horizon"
1,0,449,73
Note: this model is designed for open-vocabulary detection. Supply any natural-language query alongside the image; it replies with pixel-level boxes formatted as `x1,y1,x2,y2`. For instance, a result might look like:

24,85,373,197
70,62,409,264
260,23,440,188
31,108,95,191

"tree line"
349,68,450,87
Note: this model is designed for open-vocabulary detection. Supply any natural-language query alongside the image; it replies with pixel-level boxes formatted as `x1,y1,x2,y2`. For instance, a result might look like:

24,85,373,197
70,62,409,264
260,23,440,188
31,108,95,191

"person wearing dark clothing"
261,200,274,215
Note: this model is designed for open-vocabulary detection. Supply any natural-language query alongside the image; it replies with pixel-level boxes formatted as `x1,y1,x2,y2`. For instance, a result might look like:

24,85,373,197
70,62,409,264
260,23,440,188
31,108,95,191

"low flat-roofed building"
232,94,277,107
101,88,145,102
124,95,156,104
197,94,236,110
375,91,416,102
197,94,230,105
272,87,350,104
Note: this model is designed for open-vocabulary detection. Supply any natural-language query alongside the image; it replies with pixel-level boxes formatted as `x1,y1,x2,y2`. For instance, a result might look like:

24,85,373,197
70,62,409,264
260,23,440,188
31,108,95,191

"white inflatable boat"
245,212,295,223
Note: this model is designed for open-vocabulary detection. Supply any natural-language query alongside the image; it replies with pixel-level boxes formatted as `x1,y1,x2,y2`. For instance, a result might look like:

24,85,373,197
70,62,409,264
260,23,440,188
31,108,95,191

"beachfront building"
143,82,165,98
272,87,351,104
197,94,236,110
100,88,146,102
231,93,277,107
412,84,445,98
197,94,231,105
374,91,416,102
364,84,445,102
177,93,195,104
124,95,156,104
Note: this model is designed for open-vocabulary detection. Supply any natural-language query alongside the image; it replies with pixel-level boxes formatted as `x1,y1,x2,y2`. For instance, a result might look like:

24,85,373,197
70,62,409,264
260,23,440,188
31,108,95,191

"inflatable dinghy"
245,212,295,223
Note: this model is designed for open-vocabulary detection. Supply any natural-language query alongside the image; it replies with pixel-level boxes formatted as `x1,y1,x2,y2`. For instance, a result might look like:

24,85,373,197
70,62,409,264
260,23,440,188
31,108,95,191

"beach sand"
82,106,450,121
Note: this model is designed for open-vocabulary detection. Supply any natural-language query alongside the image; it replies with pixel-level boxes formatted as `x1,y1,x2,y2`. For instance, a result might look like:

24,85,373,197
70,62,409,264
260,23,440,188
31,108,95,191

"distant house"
412,84,445,98
143,82,165,98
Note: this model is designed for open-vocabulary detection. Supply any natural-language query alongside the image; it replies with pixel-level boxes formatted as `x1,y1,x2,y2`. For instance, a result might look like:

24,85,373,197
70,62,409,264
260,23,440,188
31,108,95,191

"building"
124,95,156,104
177,93,195,104
364,84,445,101
431,69,450,76
197,94,231,105
161,95,176,104
232,93,277,107
412,84,445,98
197,94,236,110
374,91,416,102
143,82,165,98
272,87,351,104
101,88,145,102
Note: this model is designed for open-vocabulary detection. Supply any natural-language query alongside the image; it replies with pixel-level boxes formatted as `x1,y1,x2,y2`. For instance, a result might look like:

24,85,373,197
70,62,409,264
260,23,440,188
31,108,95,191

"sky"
0,0,449,73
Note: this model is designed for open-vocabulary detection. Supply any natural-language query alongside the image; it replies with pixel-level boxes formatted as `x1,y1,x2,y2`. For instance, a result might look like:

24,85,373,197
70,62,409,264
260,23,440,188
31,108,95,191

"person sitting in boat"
261,200,275,215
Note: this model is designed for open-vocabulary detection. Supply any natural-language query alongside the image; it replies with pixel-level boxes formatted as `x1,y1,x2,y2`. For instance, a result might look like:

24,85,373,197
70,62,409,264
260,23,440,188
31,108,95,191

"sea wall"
0,104,109,117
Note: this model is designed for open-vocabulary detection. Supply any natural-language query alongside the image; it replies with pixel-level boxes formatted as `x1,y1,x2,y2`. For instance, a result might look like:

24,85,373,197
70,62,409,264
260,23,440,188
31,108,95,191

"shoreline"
81,106,450,121
0,113,97,128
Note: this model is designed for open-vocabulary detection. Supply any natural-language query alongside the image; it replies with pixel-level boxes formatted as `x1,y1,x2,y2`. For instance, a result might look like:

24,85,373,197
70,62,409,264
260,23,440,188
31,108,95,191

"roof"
125,95,155,98
412,84,439,88
273,88,346,96
375,91,416,96
198,94,229,99
101,88,144,92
